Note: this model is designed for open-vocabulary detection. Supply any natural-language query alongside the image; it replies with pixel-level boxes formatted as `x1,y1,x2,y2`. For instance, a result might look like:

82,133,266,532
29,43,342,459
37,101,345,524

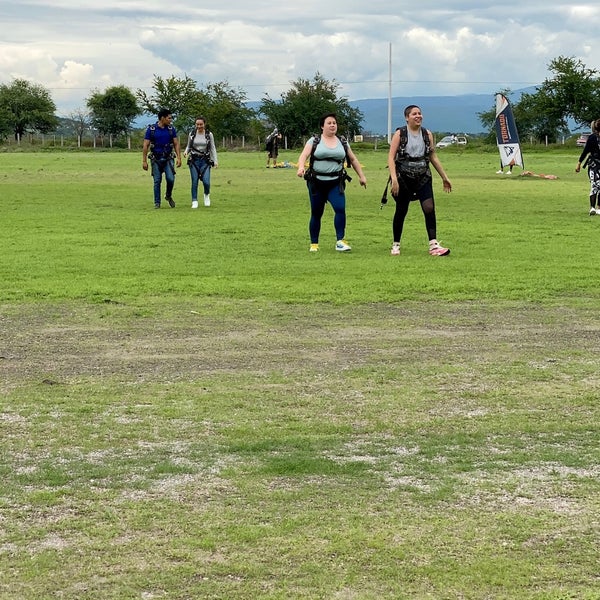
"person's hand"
390,178,399,196
142,159,148,171
575,163,581,173
297,167,305,178
176,157,182,168
442,179,452,193
359,175,367,188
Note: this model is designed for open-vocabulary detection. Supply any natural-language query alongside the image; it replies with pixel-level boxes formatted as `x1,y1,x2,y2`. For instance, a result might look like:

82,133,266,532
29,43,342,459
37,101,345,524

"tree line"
2,57,600,147
0,72,362,148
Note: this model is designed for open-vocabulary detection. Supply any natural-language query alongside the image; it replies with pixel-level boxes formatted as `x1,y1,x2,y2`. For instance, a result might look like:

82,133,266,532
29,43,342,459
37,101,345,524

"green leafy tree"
136,74,198,122
538,56,600,128
0,78,58,140
260,72,363,147
479,57,600,143
137,76,255,139
188,81,255,139
87,85,139,144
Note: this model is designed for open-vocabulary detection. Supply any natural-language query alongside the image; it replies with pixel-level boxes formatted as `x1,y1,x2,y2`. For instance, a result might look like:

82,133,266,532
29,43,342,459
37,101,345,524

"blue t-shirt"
144,123,177,156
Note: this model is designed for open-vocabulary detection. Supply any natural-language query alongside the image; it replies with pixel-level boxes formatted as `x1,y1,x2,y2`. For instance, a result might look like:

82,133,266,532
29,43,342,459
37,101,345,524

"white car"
436,135,467,148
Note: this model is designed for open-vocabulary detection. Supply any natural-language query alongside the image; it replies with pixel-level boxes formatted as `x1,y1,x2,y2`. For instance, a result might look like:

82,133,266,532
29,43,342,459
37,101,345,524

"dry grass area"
2,299,600,599
3,299,600,387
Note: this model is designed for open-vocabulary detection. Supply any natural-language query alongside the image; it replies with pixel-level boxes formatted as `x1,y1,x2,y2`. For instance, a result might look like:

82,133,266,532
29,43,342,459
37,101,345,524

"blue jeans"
188,156,211,200
307,179,346,243
151,157,175,205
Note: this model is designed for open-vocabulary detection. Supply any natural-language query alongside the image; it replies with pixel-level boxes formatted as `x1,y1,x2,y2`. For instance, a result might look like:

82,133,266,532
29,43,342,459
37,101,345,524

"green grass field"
1,147,600,599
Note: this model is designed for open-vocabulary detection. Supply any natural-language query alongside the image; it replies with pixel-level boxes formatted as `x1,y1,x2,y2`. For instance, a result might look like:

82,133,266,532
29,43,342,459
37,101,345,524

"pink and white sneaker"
429,240,450,256
390,243,400,256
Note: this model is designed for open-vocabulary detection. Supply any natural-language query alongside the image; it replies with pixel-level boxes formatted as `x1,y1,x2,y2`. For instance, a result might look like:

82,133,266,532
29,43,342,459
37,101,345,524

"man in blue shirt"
142,109,182,208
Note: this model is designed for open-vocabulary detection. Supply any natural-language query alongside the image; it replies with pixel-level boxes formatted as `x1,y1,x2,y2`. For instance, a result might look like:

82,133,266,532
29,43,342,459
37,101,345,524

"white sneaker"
335,239,351,252
191,200,198,209
590,207,597,216
505,171,512,175
390,243,400,256
204,194,211,207
429,240,450,256
496,169,503,174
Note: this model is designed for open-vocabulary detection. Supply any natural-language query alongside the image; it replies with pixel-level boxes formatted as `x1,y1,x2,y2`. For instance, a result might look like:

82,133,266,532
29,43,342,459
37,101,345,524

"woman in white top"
184,116,218,208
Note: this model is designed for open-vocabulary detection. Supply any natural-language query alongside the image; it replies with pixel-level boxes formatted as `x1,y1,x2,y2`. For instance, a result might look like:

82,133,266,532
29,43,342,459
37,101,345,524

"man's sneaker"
204,194,211,207
166,196,175,208
590,207,597,216
191,200,198,209
335,239,351,252
429,241,450,256
390,243,400,256
309,243,319,252
154,203,161,209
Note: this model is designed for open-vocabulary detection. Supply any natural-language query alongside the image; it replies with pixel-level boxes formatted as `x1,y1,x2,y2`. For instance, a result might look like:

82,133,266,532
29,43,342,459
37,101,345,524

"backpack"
307,134,350,169
304,134,352,187
381,126,432,205
265,133,275,152
148,123,175,158
394,126,431,163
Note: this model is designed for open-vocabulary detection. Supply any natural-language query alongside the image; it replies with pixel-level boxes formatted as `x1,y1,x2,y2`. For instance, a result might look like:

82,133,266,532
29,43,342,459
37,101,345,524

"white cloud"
1,0,600,115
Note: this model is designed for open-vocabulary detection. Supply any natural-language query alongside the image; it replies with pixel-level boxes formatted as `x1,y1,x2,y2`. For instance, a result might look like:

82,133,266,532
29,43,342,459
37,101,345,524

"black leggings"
393,195,437,243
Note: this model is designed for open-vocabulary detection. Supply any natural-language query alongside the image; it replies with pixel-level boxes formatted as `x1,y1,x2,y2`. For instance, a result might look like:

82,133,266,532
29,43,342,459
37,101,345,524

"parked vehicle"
436,135,467,148
576,133,590,147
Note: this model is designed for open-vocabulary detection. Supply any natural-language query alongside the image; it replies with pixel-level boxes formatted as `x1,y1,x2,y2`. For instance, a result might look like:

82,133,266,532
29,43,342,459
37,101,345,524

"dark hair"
319,112,337,128
195,116,207,125
593,119,600,134
157,108,172,120
404,105,420,118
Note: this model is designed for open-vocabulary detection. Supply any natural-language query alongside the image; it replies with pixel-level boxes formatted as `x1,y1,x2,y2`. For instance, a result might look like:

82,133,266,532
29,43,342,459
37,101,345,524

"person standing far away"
575,119,600,215
142,108,182,209
496,162,514,175
266,128,282,168
183,116,218,208
296,113,367,253
387,104,452,256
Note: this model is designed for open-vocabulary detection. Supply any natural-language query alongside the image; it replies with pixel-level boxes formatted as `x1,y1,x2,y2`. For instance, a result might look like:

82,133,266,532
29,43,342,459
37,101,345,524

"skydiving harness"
381,126,431,208
147,124,175,162
303,134,352,191
186,128,214,180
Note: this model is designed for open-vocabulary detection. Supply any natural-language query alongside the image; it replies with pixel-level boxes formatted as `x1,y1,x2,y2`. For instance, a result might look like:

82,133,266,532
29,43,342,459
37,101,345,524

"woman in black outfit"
576,119,600,215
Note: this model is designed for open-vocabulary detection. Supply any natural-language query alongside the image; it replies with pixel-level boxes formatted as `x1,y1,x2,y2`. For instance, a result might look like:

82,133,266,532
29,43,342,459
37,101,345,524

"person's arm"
387,130,401,194
173,136,182,168
209,133,218,167
427,131,451,193
183,133,192,157
142,138,150,171
346,146,367,188
296,138,314,178
576,136,593,172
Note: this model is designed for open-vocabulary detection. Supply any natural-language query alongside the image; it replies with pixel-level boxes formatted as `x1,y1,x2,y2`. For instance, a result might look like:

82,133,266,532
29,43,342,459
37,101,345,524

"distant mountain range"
349,93,496,135
248,87,537,136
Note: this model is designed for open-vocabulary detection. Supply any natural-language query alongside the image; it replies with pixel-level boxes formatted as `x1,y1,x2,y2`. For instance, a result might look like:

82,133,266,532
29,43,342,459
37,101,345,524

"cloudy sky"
1,0,599,117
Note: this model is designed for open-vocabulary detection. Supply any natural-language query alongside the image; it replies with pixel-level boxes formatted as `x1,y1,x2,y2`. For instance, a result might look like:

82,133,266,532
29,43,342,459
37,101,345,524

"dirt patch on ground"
2,299,599,391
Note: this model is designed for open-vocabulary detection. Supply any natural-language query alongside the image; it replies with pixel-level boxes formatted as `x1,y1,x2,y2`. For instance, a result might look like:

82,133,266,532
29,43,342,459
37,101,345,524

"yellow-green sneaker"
309,243,319,252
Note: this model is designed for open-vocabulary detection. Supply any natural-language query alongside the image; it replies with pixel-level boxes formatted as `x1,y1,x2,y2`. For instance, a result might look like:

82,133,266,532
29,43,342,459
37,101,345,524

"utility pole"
387,42,392,143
